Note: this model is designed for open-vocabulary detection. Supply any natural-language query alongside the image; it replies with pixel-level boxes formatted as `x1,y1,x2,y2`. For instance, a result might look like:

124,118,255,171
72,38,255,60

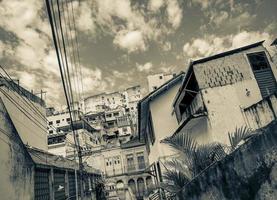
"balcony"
180,92,206,123
105,161,148,177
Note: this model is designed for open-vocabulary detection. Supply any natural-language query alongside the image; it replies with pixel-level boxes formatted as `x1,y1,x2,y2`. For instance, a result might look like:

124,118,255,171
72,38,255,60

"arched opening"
128,179,136,195
116,180,124,189
137,178,145,198
146,176,154,192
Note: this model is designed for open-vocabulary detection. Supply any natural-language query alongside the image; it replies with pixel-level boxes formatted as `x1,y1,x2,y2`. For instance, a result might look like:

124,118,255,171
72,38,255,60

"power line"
0,69,58,132
0,87,48,133
45,0,84,198
62,0,82,104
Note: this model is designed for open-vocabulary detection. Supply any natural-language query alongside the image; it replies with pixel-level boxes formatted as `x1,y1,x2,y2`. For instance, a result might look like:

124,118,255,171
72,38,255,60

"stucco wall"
149,83,181,164
244,93,277,130
0,98,34,200
193,45,277,90
201,80,261,145
0,87,47,150
181,120,277,200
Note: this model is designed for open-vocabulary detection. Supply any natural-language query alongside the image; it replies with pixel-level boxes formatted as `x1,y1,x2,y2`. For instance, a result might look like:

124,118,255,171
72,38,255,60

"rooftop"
27,146,101,174
0,77,45,106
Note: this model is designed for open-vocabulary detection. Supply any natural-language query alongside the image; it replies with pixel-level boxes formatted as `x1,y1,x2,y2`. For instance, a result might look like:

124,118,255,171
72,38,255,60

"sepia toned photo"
0,0,277,199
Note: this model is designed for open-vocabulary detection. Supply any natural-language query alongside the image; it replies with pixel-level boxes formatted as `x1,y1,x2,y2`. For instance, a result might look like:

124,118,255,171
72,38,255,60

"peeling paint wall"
244,93,277,130
189,45,277,145
0,98,34,200
182,121,277,200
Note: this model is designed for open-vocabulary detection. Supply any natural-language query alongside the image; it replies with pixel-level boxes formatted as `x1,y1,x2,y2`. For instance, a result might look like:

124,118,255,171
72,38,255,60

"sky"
0,0,276,107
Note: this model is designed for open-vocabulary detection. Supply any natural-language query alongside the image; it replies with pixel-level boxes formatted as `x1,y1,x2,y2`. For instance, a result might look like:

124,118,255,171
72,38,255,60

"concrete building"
0,77,47,150
173,41,277,145
138,73,185,183
0,79,102,200
83,85,141,115
83,136,154,200
47,118,101,158
138,40,277,190
147,73,176,92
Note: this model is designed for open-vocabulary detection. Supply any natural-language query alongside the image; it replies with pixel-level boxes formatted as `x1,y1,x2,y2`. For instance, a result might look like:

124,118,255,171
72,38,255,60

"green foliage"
161,126,254,196
228,126,252,150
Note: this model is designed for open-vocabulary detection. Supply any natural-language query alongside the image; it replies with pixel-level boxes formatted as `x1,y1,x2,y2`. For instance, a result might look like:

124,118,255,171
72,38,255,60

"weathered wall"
182,120,277,200
244,92,277,130
0,86,47,150
193,45,277,90
149,83,181,164
0,98,34,200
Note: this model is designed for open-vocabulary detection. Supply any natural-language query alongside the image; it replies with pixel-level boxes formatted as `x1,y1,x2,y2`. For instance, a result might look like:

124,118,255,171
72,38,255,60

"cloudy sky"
0,0,276,107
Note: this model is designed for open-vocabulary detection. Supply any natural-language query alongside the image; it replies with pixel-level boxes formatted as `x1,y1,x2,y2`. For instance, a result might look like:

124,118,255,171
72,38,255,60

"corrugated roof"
27,147,101,174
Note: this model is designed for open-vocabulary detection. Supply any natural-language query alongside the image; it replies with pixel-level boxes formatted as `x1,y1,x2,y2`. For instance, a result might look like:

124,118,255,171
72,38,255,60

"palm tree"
228,126,252,151
162,133,226,176
160,126,254,199
161,159,191,200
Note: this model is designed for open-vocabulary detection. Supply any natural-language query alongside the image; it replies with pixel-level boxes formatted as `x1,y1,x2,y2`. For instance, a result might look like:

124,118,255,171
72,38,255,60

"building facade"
173,41,277,145
83,137,154,200
138,73,185,185
147,73,176,92
0,77,47,150
83,85,141,115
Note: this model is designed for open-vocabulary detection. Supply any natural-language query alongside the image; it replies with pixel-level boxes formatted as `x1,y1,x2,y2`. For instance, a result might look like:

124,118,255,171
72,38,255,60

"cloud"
81,67,107,94
75,2,96,34
183,31,273,59
210,11,229,26
136,62,153,72
166,0,183,29
91,0,182,52
148,0,164,12
113,30,146,52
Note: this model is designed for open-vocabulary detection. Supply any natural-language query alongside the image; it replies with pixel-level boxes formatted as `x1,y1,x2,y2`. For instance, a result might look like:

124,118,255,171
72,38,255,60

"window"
114,112,119,117
159,76,163,79
126,154,135,171
56,120,60,124
66,118,70,122
49,130,53,134
137,152,145,169
153,86,157,90
49,121,53,125
148,111,155,144
247,52,277,98
248,52,270,71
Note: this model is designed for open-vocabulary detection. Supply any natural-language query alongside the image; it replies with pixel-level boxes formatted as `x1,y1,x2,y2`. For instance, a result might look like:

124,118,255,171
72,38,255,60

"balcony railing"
181,92,206,123
105,162,148,177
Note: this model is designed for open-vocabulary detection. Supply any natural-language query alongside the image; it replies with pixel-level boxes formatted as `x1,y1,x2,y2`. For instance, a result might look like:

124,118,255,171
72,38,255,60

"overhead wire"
0,68,58,132
63,0,82,105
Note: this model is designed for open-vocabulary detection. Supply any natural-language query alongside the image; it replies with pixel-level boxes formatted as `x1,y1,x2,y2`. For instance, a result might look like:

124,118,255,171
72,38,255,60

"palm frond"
164,159,193,180
228,126,252,150
193,142,225,174
162,169,190,192
162,132,197,156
